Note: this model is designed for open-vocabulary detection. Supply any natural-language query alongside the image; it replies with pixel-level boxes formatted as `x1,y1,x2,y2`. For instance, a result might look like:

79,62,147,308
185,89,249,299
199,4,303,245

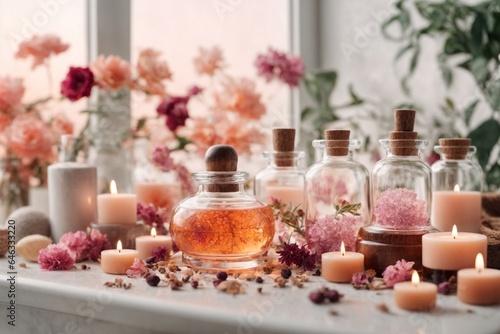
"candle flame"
452,225,458,239
151,227,157,237
110,180,118,195
475,253,485,272
411,271,420,286
454,184,460,192
117,240,122,253
340,241,345,256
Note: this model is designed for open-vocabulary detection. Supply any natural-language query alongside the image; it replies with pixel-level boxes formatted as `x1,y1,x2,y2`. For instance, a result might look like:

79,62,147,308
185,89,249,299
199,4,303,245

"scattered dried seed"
19,263,27,268
217,280,245,295
216,271,228,281
313,269,321,276
158,267,166,274
376,303,390,313
168,263,179,272
81,264,87,270
146,274,160,287
104,282,114,287
123,283,132,289
257,287,263,294
171,280,183,290
281,269,292,279
329,310,339,316
191,281,199,289
263,266,273,275
182,275,190,283
255,277,264,284
467,309,475,314
275,277,287,288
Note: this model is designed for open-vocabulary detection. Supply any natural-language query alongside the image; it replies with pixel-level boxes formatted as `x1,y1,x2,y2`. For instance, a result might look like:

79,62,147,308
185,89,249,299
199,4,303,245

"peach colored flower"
193,46,224,76
184,117,217,155
90,55,131,90
51,113,74,139
0,77,25,112
137,48,171,95
214,77,266,120
16,34,69,69
0,113,13,132
7,114,53,163
220,122,266,155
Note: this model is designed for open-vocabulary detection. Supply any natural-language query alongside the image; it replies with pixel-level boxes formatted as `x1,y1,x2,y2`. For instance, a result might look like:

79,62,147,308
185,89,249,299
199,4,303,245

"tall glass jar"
0,158,29,223
305,130,371,255
431,138,483,232
170,145,275,270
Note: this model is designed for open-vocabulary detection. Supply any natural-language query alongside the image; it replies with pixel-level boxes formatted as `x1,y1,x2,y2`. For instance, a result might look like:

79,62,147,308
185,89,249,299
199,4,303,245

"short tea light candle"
431,185,481,233
322,241,364,283
458,253,500,306
135,227,173,260
101,240,139,275
97,180,137,225
422,225,487,282
394,271,437,311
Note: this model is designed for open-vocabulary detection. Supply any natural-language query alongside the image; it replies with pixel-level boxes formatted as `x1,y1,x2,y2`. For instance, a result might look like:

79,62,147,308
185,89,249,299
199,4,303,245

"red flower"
276,242,316,271
156,96,190,131
255,48,305,87
61,67,95,101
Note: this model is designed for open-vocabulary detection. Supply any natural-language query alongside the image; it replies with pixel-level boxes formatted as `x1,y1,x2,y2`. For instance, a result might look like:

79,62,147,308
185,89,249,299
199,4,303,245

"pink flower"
173,164,195,195
7,114,53,163
51,113,74,139
214,77,265,120
152,146,175,172
0,77,25,112
90,55,131,90
374,188,429,229
193,46,224,76
382,259,415,288
156,96,190,131
126,258,148,278
137,203,164,227
306,215,361,256
137,48,171,95
151,246,169,262
87,229,111,261
255,48,305,87
16,34,69,69
0,113,13,132
60,67,95,101
38,244,75,271
351,272,369,288
59,231,89,262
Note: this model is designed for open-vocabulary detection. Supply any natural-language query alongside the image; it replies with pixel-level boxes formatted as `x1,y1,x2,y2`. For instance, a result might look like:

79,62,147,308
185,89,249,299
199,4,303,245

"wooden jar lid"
272,128,295,167
390,109,418,156
324,129,350,156
394,109,416,132
438,138,470,159
205,145,239,192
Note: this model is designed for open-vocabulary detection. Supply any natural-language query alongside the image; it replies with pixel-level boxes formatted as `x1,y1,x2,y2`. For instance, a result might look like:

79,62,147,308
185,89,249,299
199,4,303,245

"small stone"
15,234,52,262
146,274,160,287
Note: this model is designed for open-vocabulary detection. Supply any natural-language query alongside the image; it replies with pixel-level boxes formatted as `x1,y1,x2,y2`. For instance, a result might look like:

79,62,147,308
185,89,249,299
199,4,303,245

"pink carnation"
126,258,148,278
90,55,131,90
214,77,265,120
374,188,429,229
16,34,69,69
152,146,175,172
7,114,54,163
59,231,89,262
255,48,305,87
306,215,361,256
87,229,111,261
193,46,224,76
38,244,75,271
382,259,415,288
0,77,25,112
137,48,171,95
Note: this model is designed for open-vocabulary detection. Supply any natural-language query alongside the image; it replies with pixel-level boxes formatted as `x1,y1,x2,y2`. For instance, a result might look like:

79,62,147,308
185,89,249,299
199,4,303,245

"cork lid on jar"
390,109,418,156
205,144,239,192
324,129,350,156
438,138,471,160
272,128,296,167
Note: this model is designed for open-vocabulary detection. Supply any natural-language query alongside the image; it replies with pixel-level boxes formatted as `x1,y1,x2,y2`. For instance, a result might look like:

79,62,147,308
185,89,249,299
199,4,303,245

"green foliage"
383,0,500,191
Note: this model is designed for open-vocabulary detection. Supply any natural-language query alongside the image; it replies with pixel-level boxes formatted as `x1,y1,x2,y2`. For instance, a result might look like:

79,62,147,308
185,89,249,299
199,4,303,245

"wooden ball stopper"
394,109,416,132
272,128,295,167
438,138,471,159
324,129,350,156
205,145,239,192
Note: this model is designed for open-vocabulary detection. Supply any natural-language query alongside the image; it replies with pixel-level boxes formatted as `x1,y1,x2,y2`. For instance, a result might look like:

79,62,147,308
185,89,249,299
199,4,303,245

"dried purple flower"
255,48,305,87
276,242,317,271
151,246,169,263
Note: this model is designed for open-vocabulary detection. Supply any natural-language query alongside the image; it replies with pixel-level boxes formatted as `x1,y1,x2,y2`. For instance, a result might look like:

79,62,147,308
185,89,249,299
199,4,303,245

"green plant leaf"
303,74,321,104
485,162,500,191
315,70,338,104
467,118,500,169
463,99,479,127
468,57,489,84
471,14,486,56
485,78,500,111
348,84,364,105
135,117,147,132
301,107,313,121
409,45,421,74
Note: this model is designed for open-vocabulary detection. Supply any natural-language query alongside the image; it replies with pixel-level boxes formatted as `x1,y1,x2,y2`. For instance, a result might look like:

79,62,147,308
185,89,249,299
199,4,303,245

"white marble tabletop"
0,256,499,334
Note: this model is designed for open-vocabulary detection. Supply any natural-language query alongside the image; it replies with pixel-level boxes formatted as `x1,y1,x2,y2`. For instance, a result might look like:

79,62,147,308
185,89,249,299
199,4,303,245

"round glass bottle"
431,138,483,233
170,145,275,270
305,130,371,255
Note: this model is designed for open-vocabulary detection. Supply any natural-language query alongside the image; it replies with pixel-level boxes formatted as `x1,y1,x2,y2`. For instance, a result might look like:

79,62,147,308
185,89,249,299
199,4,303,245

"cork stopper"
272,128,295,167
394,109,416,131
438,138,471,159
205,145,239,192
390,109,417,156
324,129,350,156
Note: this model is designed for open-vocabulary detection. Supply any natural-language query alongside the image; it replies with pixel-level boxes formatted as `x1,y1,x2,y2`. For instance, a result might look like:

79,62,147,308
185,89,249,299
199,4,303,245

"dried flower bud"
309,292,325,304
216,271,228,281
256,277,264,284
281,268,292,279
146,274,160,287
191,281,199,289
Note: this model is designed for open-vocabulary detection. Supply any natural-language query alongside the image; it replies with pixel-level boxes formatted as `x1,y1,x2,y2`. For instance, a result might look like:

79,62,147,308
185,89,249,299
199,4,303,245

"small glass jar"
170,146,275,270
305,138,371,255
0,158,29,223
431,139,483,232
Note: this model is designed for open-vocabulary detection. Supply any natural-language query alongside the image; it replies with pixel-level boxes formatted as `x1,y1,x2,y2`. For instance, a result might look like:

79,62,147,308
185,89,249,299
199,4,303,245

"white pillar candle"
97,180,137,225
101,240,139,275
422,225,487,271
394,271,437,311
458,253,500,306
135,227,173,260
322,242,364,283
431,185,481,233
48,162,97,242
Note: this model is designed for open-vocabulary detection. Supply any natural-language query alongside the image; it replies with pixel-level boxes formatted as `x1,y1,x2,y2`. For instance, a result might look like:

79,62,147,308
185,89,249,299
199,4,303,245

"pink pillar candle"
431,186,481,232
97,180,137,224
394,271,437,311
264,186,304,209
422,225,487,271
101,241,139,275
135,227,173,260
322,242,364,283
458,254,500,306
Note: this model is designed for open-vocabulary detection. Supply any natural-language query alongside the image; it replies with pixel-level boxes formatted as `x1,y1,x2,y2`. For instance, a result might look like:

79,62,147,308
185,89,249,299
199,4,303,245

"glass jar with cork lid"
170,145,275,270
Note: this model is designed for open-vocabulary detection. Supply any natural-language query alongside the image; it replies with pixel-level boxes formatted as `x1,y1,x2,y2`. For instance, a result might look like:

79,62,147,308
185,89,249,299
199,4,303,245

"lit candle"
422,225,487,271
457,253,500,305
394,271,437,311
321,241,364,283
97,180,137,224
431,184,482,232
135,227,173,260
101,240,139,275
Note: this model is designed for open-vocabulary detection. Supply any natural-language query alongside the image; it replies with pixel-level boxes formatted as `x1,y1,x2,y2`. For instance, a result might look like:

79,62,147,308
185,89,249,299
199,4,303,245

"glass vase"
0,158,29,223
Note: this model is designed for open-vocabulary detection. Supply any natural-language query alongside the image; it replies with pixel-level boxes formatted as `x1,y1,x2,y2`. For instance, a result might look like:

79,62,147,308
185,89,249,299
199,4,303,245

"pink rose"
90,55,131,90
0,77,25,112
16,34,69,69
7,115,53,163
38,244,75,271
193,46,224,76
137,48,171,95
214,77,265,120
60,67,95,101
